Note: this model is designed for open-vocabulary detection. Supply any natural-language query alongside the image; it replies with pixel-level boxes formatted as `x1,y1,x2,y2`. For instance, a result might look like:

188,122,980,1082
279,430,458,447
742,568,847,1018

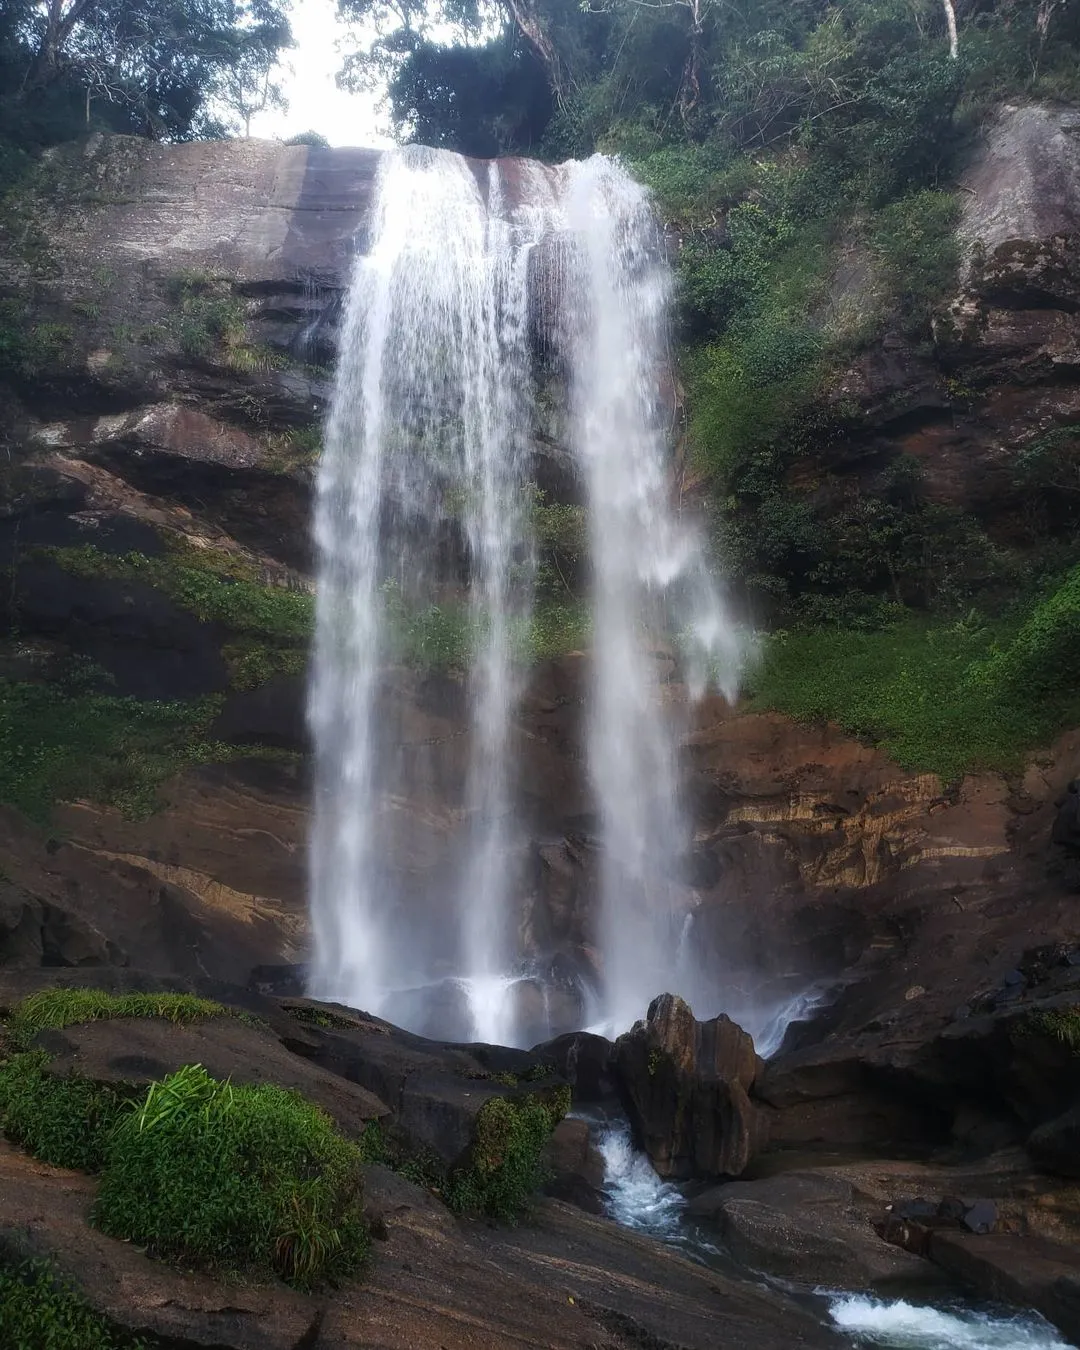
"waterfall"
308,145,743,1046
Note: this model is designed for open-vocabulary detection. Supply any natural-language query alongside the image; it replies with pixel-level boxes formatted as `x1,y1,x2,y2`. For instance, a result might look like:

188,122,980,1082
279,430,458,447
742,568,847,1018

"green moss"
383,587,589,670
0,1257,152,1350
446,1087,568,1222
0,302,75,378
750,571,1080,781
222,640,307,691
43,543,314,644
6,989,231,1050
283,1004,360,1031
94,1064,369,1287
0,1052,133,1171
265,426,323,473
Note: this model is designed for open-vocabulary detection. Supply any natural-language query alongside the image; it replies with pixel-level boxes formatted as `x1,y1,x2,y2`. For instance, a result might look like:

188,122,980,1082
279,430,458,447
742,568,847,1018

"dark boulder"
613,993,765,1180
1029,1105,1080,1179
544,1116,606,1214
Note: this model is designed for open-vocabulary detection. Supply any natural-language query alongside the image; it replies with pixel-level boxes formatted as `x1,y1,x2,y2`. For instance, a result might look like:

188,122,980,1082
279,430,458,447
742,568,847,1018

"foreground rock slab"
0,1139,840,1349
688,1170,939,1291
929,1232,1080,1346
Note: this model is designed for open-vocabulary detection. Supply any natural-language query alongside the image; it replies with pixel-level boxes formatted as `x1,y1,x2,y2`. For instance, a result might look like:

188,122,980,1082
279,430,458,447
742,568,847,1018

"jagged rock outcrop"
614,993,764,1179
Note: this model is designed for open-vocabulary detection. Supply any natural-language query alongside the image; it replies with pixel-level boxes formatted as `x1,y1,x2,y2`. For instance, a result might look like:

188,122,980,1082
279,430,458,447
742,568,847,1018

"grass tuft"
94,1064,369,1286
1027,1007,1080,1055
7,989,229,1050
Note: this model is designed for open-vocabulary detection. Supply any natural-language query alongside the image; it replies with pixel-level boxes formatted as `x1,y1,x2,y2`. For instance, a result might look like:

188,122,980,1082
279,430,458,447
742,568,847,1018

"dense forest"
3,0,1080,780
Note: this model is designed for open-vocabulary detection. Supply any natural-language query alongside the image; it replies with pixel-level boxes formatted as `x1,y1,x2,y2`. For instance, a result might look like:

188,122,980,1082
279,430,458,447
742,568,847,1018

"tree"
215,35,289,135
11,0,292,141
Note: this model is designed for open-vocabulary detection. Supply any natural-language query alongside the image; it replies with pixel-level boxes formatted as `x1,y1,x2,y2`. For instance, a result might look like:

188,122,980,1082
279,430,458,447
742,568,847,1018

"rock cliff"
0,111,1078,1059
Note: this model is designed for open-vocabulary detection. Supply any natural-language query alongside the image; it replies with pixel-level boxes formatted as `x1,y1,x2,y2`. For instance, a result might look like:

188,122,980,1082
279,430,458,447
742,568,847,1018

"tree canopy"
0,0,292,165
336,0,1080,161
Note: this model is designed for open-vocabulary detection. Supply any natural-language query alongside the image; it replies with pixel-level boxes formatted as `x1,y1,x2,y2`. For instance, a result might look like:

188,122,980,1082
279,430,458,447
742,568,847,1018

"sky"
248,0,396,148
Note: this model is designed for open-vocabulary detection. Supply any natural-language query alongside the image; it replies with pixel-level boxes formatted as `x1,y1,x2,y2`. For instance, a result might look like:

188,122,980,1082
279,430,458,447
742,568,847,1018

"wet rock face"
2,113,1080,1045
614,993,764,1180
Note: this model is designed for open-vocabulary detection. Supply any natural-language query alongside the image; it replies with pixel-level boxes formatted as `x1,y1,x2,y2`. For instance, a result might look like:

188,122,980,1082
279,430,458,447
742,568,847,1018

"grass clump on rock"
0,1257,151,1350
0,1051,131,1170
447,1088,570,1222
94,1064,369,1286
7,988,230,1048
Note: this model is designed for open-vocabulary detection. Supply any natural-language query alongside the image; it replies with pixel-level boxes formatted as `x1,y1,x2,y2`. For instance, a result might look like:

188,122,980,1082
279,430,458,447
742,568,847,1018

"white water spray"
309,147,743,1043
829,1295,1074,1349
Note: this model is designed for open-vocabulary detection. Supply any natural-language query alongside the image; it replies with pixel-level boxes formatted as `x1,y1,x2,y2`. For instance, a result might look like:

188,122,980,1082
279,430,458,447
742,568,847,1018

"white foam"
596,1121,687,1238
829,1294,1074,1349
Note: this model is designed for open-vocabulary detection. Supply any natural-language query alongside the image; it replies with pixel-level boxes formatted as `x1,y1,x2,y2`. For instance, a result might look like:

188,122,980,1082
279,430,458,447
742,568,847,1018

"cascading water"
309,144,743,1045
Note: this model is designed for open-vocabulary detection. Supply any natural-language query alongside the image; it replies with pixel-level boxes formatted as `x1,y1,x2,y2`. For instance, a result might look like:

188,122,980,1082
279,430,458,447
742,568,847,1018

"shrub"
446,1087,569,1222
0,1052,130,1171
869,188,961,327
0,1257,151,1350
970,565,1080,698
6,989,230,1049
94,1064,369,1286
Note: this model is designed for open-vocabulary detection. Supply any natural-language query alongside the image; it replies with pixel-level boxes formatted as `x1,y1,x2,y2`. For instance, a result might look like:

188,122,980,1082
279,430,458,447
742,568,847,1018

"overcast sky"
248,0,396,148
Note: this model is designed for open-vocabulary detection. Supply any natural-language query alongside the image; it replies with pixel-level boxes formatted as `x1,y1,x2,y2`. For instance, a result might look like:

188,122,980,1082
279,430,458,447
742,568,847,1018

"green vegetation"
0,991,368,1286
0,994,238,1169
0,1257,152,1350
45,543,314,643
95,1063,369,1285
0,678,233,823
446,1087,570,1222
7,989,230,1049
265,425,323,474
39,538,312,695
165,271,284,372
528,485,586,597
0,0,291,188
0,1052,132,1170
1,540,310,823
339,0,1080,785
0,299,75,379
382,585,589,670
750,565,1080,780
340,1086,567,1222
1026,1007,1080,1054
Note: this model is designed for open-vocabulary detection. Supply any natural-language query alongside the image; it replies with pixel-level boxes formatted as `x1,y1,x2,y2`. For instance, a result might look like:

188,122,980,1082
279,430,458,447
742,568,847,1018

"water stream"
595,1120,1073,1350
308,145,743,1044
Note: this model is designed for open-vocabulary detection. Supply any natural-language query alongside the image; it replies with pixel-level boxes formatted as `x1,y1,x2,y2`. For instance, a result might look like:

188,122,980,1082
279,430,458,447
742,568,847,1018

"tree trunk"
503,0,566,103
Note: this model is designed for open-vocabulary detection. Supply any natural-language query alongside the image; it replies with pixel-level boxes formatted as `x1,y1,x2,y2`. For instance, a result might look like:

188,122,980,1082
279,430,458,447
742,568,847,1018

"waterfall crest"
309,145,743,1046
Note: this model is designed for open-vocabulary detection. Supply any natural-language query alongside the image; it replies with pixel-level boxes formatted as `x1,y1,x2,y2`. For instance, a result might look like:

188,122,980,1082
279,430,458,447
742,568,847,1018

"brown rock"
544,1117,606,1213
614,993,765,1179
688,1170,938,1290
